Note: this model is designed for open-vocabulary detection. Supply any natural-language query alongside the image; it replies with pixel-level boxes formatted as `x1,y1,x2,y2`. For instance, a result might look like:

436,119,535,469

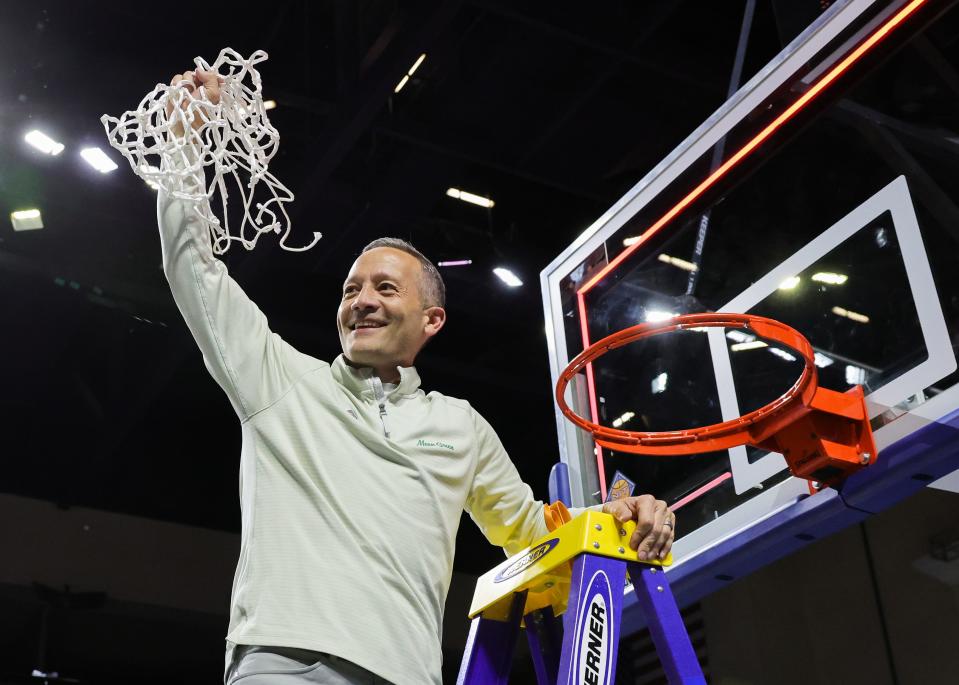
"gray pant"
224,643,392,684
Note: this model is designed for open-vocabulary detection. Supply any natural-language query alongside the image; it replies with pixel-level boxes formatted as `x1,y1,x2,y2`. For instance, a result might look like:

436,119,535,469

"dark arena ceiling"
0,1,832,582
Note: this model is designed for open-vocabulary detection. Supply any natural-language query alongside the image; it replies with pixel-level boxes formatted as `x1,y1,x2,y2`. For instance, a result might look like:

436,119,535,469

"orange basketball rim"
555,313,878,490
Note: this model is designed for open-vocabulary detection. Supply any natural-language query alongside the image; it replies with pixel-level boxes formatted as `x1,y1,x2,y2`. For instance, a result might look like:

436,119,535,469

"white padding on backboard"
929,468,959,494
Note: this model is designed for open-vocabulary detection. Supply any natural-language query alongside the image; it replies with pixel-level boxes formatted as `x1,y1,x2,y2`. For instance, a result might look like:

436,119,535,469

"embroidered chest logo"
417,438,455,451
346,408,358,420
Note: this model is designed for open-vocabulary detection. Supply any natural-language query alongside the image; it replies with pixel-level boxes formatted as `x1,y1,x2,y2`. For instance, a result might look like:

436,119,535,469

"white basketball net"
100,48,321,254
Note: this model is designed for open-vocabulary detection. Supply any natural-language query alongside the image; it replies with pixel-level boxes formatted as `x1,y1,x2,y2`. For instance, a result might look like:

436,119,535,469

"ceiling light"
814,352,834,368
726,330,755,344
812,272,848,285
768,347,797,362
263,99,277,110
623,236,640,247
10,208,43,231
778,275,801,290
447,187,494,208
24,130,64,155
80,147,118,173
874,227,888,248
731,340,768,352
657,253,698,272
438,259,472,267
408,53,427,76
832,306,869,323
651,373,668,394
612,411,635,428
493,267,522,287
846,365,866,385
394,53,427,93
645,310,677,323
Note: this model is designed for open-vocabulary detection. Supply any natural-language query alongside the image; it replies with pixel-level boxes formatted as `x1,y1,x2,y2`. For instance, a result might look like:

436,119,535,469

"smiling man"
158,69,675,685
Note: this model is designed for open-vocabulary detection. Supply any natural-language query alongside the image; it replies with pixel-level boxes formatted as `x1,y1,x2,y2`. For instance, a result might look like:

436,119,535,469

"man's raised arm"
157,68,302,421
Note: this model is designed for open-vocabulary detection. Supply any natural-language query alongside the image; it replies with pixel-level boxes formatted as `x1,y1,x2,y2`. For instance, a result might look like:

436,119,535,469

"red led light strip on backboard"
572,0,927,504
670,472,734,512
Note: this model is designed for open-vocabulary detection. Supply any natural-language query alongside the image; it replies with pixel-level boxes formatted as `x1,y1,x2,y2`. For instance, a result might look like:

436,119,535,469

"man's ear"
423,306,446,339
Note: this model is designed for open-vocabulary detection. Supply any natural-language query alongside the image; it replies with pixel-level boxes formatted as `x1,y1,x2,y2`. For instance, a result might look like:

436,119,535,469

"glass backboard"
542,0,959,582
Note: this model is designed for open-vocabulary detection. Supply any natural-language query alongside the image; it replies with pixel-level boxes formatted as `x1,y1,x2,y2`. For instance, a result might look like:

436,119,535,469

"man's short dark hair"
362,237,446,309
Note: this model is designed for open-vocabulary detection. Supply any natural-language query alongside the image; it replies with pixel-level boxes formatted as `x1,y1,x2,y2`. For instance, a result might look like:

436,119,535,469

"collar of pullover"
332,354,422,400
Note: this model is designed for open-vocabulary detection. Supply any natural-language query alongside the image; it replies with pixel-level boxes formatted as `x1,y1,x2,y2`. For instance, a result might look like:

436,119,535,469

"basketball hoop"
556,313,877,489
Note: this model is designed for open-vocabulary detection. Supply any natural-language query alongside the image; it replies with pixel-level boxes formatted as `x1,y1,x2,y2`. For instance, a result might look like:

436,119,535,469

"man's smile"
349,319,388,333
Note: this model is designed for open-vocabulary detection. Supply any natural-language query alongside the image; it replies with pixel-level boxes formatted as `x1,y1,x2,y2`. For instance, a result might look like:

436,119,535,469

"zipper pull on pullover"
370,375,391,438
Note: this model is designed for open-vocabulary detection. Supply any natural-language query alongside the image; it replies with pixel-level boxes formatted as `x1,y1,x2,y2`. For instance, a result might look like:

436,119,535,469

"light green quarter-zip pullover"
156,185,590,684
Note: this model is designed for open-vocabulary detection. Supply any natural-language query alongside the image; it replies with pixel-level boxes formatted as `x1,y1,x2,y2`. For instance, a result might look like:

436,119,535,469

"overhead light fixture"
657,253,698,272
623,236,640,247
645,310,677,323
651,373,668,394
846,364,866,385
263,99,277,110
769,347,797,362
447,187,494,208
408,53,427,77
812,272,848,285
395,53,427,93
814,352,834,368
80,147,118,173
726,330,756,344
875,227,888,248
731,340,768,352
437,259,472,267
493,267,522,287
832,306,869,323
10,208,43,231
24,130,64,155
778,275,801,290
612,411,635,428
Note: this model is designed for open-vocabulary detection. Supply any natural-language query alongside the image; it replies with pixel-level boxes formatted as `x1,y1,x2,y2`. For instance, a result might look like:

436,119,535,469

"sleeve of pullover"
156,146,298,420
466,408,603,557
